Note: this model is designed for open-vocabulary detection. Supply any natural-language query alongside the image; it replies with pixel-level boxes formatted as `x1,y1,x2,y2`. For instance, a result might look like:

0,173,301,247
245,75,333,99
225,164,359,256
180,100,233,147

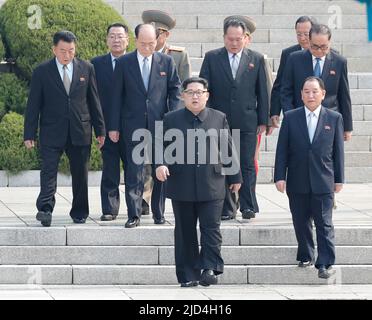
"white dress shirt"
137,52,153,75
55,58,73,82
305,105,322,142
312,55,326,75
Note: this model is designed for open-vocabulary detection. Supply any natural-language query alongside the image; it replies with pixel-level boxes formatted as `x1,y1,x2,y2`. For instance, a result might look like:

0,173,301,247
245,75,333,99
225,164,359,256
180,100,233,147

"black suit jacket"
91,53,115,126
199,47,269,133
159,108,242,202
270,44,302,117
24,58,105,147
110,50,181,139
281,49,352,131
274,106,344,194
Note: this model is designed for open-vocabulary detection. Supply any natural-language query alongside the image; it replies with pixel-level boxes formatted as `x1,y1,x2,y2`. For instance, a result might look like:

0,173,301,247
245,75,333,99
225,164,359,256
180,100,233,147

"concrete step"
256,166,372,183
263,135,371,152
119,1,365,15
1,245,372,265
266,120,372,137
123,14,367,30
259,151,372,167
2,226,372,246
1,264,371,284
191,56,372,73
171,28,369,44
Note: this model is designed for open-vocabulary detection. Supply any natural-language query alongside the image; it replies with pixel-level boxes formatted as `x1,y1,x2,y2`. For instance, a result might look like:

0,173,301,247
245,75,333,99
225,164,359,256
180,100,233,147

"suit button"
197,165,200,168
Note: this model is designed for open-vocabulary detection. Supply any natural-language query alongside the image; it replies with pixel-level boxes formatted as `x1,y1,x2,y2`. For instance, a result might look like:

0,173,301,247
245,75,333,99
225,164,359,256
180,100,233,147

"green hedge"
58,136,103,174
0,0,135,80
0,73,29,118
0,112,40,172
0,34,5,60
0,112,103,173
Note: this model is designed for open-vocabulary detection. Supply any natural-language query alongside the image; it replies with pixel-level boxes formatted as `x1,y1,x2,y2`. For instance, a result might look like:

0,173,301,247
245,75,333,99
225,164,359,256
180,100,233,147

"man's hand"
344,131,352,142
96,136,105,149
229,183,241,193
109,131,120,143
335,183,343,193
275,180,286,193
24,140,35,149
156,165,170,182
266,126,275,136
257,125,267,135
271,115,280,128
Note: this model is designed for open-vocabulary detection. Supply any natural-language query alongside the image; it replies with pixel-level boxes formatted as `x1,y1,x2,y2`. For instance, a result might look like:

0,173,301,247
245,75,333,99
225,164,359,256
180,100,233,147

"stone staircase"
1,0,372,287
1,225,372,285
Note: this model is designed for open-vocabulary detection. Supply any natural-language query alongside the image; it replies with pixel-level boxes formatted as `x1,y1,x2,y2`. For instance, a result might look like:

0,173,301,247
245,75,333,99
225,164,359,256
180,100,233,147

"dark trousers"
223,131,258,216
172,199,224,283
36,137,91,219
122,140,165,220
100,136,125,216
287,192,336,269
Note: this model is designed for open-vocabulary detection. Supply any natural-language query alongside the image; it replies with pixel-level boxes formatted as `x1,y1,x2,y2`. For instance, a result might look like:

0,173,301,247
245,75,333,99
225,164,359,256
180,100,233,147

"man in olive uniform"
141,9,191,216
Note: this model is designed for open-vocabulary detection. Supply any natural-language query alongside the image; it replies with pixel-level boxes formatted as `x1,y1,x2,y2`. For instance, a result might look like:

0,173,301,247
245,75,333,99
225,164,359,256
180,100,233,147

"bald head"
135,24,157,57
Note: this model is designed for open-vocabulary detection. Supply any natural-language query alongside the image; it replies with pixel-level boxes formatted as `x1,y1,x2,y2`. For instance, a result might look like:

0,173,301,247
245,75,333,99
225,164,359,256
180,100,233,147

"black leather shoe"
298,261,313,268
199,269,218,287
125,217,140,228
318,266,336,279
154,218,166,225
241,209,256,219
72,218,86,224
221,213,236,221
141,200,150,215
36,211,52,227
180,281,198,288
100,214,117,221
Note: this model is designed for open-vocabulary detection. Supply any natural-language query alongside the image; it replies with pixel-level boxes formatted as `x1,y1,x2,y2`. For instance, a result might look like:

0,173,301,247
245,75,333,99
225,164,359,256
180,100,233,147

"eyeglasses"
225,36,245,43
108,34,128,40
310,44,329,51
183,90,208,97
296,32,310,38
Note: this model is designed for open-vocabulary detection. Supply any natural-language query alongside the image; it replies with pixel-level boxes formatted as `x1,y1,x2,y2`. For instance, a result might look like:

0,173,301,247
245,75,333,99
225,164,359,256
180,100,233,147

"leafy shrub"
0,73,28,117
0,0,135,80
0,112,39,173
0,34,5,60
58,136,103,174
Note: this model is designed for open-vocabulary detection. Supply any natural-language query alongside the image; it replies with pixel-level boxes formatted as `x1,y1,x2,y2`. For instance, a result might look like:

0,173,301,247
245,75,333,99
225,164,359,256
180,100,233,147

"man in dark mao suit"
274,77,344,279
109,24,181,228
281,24,352,141
156,77,242,287
24,31,106,227
199,18,269,220
91,23,129,221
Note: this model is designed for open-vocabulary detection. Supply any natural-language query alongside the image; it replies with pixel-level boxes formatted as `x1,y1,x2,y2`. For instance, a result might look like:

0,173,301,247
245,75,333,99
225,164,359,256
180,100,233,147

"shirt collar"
312,54,326,62
55,58,73,70
110,52,123,62
228,49,243,60
137,51,152,63
305,105,322,118
185,107,208,122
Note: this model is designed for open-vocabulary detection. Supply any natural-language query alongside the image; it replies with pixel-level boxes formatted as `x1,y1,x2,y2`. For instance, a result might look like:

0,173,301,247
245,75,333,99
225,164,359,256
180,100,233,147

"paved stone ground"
0,184,371,299
0,184,371,227
0,284,372,300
